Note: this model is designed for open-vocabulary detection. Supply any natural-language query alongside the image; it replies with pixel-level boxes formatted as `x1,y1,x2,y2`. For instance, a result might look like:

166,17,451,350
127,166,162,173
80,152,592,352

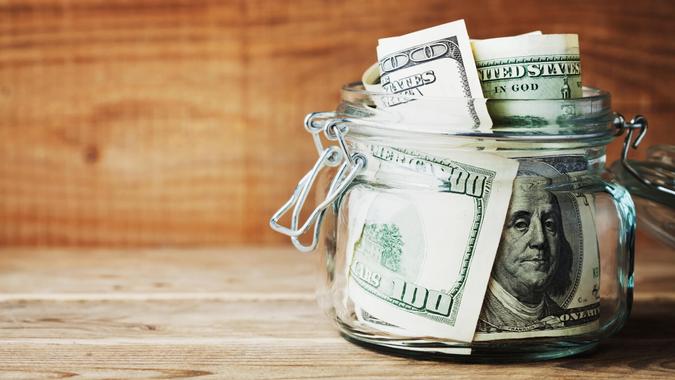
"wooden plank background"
1,0,673,246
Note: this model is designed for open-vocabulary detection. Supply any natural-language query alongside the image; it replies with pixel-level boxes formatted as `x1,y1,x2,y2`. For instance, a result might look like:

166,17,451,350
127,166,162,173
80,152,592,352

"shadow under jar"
276,83,637,362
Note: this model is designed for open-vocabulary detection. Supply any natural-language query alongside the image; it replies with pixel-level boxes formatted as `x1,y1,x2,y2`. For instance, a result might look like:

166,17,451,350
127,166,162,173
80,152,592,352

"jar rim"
341,81,611,103
335,82,616,145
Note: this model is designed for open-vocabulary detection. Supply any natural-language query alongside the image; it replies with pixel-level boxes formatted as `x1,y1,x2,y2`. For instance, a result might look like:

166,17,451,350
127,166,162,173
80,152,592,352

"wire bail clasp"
270,113,367,252
614,113,675,196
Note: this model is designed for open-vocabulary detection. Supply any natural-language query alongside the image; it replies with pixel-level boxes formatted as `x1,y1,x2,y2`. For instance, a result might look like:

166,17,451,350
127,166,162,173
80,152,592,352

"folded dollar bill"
345,146,518,342
375,19,492,131
474,158,600,340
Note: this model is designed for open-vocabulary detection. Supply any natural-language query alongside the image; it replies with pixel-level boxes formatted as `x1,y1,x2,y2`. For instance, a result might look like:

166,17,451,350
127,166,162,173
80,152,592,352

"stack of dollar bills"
347,20,600,344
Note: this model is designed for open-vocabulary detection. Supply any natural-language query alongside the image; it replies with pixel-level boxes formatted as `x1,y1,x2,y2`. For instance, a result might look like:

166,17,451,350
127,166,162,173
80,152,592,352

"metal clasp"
270,113,367,252
614,113,675,196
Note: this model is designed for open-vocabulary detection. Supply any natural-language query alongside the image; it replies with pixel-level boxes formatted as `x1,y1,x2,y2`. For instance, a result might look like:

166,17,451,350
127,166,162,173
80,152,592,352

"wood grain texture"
1,0,674,246
0,234,672,296
0,338,673,380
0,235,674,378
0,247,318,294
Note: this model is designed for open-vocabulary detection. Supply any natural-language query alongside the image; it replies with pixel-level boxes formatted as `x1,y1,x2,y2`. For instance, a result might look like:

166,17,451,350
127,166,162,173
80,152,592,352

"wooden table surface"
1,234,673,379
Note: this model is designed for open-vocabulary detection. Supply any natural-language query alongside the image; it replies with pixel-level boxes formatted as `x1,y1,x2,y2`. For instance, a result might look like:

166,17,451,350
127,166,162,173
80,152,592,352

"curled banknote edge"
362,62,383,94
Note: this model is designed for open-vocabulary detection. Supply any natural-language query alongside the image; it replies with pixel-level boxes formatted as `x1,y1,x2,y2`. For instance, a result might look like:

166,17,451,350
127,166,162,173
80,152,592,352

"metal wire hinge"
270,113,367,252
614,113,675,196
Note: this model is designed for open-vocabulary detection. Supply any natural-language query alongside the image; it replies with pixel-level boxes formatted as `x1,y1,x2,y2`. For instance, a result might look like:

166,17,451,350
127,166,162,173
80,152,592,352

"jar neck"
349,140,606,191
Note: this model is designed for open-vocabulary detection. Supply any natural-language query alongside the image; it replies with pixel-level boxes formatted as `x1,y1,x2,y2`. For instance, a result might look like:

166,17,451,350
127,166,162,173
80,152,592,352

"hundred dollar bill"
348,153,600,342
361,62,387,110
376,19,492,131
362,31,543,95
474,158,600,341
346,146,518,342
472,34,582,100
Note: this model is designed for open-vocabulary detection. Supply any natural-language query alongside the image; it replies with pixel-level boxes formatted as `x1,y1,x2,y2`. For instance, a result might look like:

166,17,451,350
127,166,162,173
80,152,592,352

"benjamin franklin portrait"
478,173,574,333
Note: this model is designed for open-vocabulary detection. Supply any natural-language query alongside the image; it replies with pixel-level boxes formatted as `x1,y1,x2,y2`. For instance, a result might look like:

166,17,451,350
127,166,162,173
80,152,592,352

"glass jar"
271,83,639,361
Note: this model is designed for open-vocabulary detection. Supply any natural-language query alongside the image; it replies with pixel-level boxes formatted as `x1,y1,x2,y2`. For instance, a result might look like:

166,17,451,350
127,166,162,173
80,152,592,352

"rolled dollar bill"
472,34,582,100
362,62,383,93
369,33,585,127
